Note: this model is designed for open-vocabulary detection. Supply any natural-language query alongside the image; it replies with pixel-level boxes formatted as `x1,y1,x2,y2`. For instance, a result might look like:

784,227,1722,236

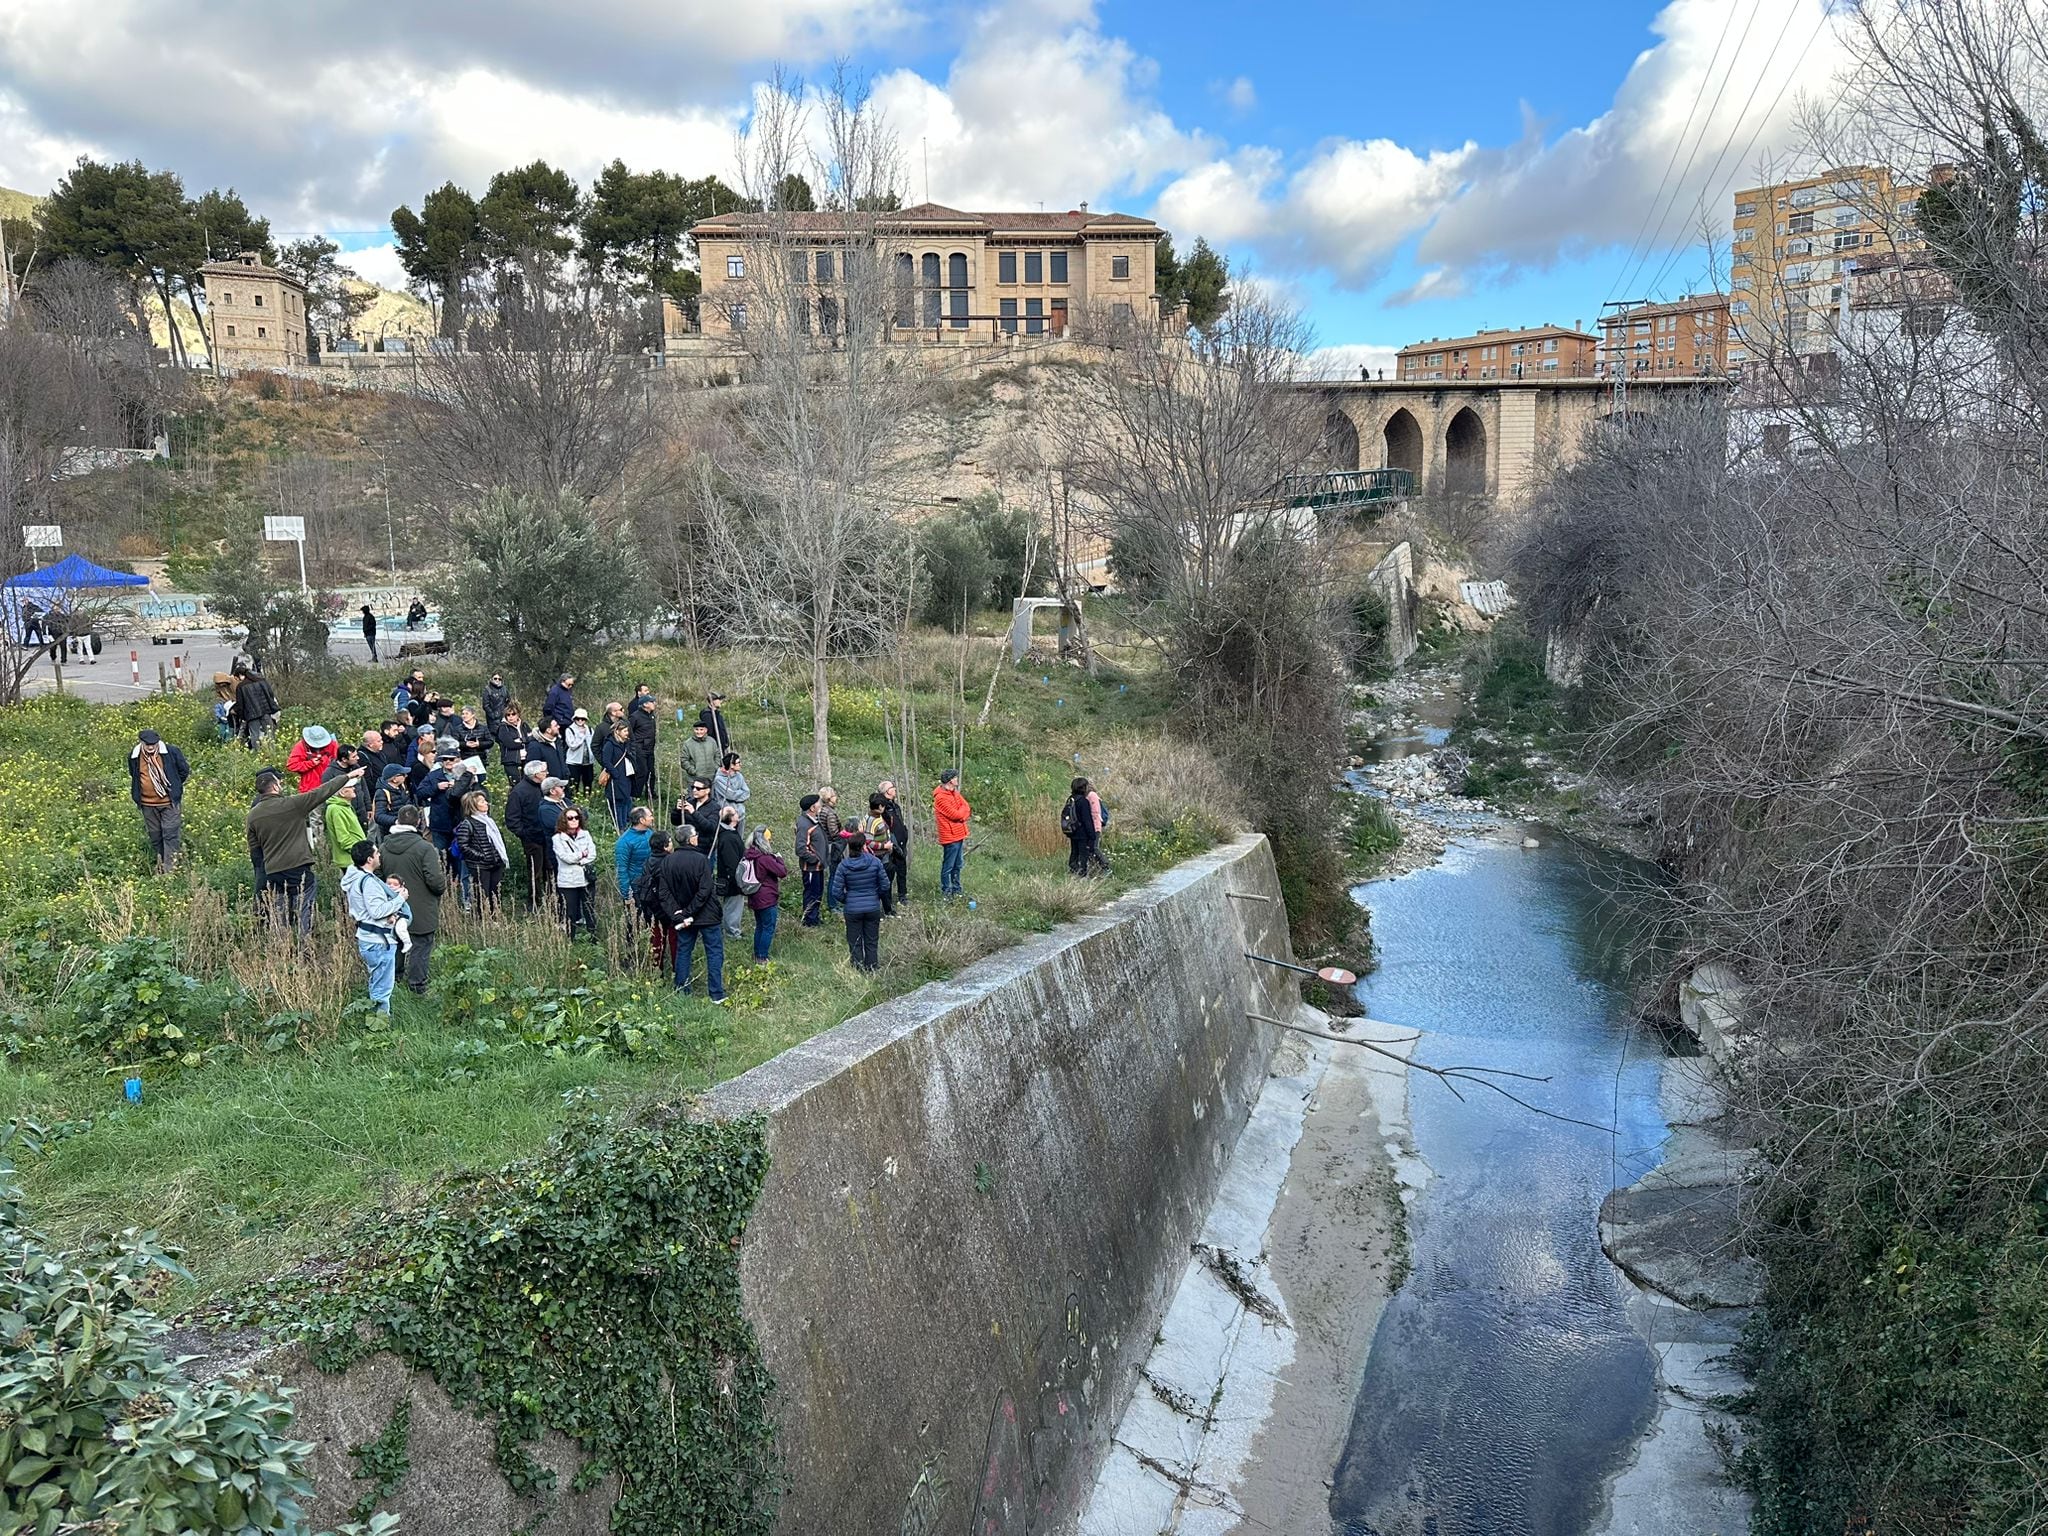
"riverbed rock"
1600,1062,1762,1312
1677,963,1751,1070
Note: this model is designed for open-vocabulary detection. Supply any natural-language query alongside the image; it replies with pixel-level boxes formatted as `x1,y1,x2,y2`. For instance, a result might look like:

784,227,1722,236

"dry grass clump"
1009,872,1105,929
885,903,1013,983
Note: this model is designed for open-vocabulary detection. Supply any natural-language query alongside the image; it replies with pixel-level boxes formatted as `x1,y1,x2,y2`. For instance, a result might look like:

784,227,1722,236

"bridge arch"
1382,408,1424,476
1322,409,1361,470
1445,406,1487,495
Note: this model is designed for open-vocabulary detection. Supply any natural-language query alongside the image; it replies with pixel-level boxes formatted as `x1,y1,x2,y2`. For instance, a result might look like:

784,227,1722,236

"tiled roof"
693,205,1160,235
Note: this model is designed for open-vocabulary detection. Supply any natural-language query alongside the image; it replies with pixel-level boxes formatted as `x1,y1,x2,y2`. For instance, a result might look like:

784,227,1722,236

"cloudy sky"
0,0,1852,371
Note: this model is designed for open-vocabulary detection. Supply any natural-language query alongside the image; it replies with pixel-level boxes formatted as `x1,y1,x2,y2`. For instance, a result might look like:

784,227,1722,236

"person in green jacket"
323,790,368,878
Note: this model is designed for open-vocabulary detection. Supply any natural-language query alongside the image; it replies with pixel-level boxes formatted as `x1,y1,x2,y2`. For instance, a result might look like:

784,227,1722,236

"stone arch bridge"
1301,377,1728,502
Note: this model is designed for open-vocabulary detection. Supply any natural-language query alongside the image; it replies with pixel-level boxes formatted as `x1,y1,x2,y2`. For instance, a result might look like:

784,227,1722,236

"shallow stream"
1332,722,1677,1534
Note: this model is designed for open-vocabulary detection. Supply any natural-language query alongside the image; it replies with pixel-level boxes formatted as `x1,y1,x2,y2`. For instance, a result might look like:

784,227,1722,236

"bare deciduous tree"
699,67,924,783
393,256,667,513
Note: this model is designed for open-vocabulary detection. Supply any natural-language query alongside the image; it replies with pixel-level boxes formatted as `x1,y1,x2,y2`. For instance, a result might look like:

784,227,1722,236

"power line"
1613,0,1769,306
1606,0,1748,306
1639,0,1835,301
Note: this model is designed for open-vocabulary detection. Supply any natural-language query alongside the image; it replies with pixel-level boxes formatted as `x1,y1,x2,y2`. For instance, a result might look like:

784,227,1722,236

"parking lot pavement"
16,628,446,706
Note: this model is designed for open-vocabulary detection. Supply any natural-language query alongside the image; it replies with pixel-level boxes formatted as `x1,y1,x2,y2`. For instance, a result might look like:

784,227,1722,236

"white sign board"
22,525,61,548
263,516,306,541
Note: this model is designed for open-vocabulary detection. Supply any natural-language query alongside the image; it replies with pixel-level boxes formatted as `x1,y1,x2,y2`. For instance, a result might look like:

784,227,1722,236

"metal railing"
1276,468,1416,510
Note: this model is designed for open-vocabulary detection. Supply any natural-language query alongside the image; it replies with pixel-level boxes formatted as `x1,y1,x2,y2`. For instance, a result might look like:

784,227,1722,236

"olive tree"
430,489,655,697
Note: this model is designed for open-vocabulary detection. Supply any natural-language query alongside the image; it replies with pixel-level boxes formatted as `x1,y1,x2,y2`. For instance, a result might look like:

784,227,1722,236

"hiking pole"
1244,952,1357,987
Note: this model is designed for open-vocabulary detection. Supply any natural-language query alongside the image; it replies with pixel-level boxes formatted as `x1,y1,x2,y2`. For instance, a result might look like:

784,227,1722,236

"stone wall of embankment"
232,832,1295,1534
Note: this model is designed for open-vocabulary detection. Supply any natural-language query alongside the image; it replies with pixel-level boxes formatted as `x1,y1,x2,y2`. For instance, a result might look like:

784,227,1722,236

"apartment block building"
1395,324,1598,383
1729,165,1923,368
1599,293,1732,377
200,251,309,369
690,202,1161,339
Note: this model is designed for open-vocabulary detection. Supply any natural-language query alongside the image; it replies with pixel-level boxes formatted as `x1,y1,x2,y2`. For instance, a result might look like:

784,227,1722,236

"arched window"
947,252,968,330
921,253,941,327
895,252,915,326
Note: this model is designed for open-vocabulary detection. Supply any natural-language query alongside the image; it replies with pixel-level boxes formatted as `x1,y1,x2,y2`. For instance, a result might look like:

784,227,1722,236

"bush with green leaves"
915,493,1043,630
259,1104,777,1536
61,935,248,1067
0,1128,395,1536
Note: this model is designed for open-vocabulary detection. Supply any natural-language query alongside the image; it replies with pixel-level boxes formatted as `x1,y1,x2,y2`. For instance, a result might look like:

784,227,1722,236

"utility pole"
1600,298,1651,421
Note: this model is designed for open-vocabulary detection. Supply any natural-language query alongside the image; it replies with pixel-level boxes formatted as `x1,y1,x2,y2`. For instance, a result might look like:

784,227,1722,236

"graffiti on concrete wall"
968,1287,1102,1535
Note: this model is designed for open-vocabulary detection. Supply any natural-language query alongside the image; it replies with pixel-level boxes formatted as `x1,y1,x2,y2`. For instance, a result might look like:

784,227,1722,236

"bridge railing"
1276,468,1416,510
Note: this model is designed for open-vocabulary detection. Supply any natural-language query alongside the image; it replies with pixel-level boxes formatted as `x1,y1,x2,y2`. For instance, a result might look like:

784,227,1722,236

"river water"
1330,821,1675,1535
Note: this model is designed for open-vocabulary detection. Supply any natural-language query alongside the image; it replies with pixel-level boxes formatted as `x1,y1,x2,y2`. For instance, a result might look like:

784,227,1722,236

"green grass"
0,628,1236,1302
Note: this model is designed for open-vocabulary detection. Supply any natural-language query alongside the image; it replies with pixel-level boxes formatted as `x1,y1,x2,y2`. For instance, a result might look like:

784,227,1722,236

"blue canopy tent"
3,554,149,645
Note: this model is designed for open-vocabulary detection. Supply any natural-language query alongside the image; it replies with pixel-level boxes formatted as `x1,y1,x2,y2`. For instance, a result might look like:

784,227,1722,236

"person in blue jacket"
614,806,655,901
828,829,890,973
542,673,578,731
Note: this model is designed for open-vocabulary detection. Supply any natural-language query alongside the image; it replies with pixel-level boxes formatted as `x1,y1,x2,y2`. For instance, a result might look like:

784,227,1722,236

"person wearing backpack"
1064,776,1108,877
713,805,748,939
741,826,788,962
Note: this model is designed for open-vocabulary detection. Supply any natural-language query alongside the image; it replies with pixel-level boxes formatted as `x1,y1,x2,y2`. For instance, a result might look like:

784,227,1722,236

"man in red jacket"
933,767,971,899
286,725,339,791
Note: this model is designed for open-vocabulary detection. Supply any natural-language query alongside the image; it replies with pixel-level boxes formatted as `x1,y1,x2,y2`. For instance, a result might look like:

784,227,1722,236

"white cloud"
1418,0,1852,284
872,0,1212,210
1386,267,1466,306
1153,0,1852,299
0,0,905,227
1156,137,1475,288
0,89,96,195
339,242,409,292
1221,76,1256,115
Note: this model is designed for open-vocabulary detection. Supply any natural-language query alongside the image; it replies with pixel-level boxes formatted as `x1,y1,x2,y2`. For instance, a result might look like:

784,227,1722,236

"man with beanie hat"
795,792,829,927
128,729,190,871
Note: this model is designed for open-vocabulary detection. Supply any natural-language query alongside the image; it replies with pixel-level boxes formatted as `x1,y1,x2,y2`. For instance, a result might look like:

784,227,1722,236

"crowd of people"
118,664,1129,1016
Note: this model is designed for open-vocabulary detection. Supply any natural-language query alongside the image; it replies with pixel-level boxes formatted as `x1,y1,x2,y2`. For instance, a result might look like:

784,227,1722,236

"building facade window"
226,324,237,336
254,294,265,307
947,252,968,329
729,302,747,330
257,326,267,337
921,253,941,326
222,292,233,304
1024,251,1042,283
1025,297,1043,335
999,251,1016,283
727,255,746,278
1049,250,1068,283
816,250,834,282
1111,254,1130,279
999,298,1017,335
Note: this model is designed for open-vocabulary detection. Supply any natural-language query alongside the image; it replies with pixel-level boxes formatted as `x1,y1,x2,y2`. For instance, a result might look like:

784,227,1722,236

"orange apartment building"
1730,165,1924,368
1599,293,1732,377
1395,324,1599,382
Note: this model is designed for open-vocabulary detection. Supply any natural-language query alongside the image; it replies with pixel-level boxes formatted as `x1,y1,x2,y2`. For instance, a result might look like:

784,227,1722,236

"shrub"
0,1131,394,1536
62,935,247,1066
1010,873,1103,929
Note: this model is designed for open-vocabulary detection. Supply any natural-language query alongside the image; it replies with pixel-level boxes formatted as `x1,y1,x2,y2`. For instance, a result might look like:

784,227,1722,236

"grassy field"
0,626,1235,1302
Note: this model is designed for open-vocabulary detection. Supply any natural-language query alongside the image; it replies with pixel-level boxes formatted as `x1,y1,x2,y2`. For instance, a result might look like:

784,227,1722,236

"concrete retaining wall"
706,832,1292,1535
222,834,1293,1533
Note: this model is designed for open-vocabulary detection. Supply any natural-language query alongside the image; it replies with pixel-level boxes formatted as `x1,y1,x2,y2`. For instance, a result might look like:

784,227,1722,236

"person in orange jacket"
285,725,339,792
933,767,971,898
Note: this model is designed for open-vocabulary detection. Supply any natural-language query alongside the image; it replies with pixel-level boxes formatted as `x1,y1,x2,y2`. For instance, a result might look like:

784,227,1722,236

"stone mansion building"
199,251,310,369
689,202,1161,340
